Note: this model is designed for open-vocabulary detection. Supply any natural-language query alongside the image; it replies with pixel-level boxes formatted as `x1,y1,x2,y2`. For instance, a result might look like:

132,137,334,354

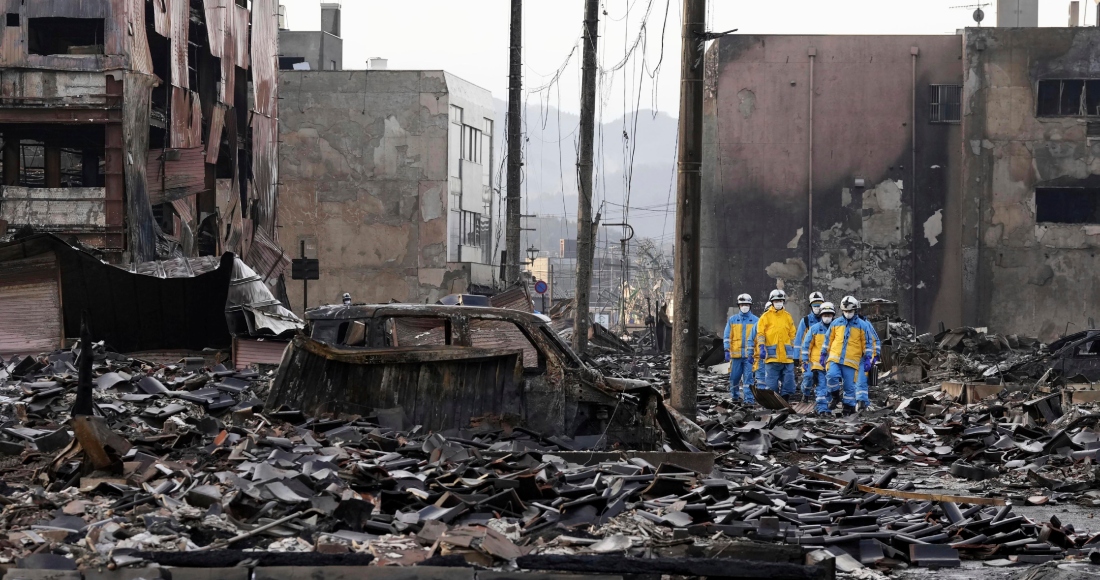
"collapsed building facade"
702,26,1100,341
278,69,497,311
0,0,283,274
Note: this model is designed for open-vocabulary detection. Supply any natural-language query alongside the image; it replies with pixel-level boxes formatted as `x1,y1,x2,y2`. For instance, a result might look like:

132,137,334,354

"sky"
280,0,1089,118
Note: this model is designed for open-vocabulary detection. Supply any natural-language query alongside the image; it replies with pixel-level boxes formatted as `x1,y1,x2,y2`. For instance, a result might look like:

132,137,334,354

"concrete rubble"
2,311,1100,578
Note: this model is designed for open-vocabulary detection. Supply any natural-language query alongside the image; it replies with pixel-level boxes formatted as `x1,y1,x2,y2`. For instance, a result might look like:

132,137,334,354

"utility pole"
670,0,705,416
572,0,600,354
504,0,523,283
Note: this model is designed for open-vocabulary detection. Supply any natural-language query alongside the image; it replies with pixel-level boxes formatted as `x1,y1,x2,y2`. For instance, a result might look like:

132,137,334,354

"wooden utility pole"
670,0,705,416
571,0,600,354
504,0,523,283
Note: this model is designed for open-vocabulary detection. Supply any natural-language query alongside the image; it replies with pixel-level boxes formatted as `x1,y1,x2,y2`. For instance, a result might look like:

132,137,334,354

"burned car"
267,303,688,450
1047,329,1100,384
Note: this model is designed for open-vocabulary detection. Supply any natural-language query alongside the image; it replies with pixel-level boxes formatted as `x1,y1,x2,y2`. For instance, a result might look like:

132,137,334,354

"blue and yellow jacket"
723,311,759,359
820,316,876,370
800,320,832,371
752,308,797,364
864,315,882,361
794,312,822,359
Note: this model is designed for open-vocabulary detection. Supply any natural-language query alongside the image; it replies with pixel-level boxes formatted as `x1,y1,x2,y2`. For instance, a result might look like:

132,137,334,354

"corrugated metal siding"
234,337,288,369
243,226,288,283
170,87,202,148
127,0,154,74
468,320,539,368
152,0,170,37
147,147,206,204
234,5,251,70
202,0,225,58
0,253,62,356
169,0,189,89
490,284,534,313
207,104,226,163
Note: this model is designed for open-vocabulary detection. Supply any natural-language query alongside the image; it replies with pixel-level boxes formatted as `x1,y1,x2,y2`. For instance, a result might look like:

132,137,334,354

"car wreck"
1047,329,1100,384
266,302,690,450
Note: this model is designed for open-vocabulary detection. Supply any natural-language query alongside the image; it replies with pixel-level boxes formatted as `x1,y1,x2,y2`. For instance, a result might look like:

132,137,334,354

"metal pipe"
911,48,919,330
807,48,816,292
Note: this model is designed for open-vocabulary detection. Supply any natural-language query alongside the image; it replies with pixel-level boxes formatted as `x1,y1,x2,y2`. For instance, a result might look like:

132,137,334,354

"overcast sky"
280,0,1086,118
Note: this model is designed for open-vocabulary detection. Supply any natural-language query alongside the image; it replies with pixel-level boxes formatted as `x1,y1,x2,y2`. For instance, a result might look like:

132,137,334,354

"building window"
1035,187,1100,224
460,210,482,247
330,60,337,70
449,105,463,180
6,13,18,27
1037,79,1100,117
28,18,104,55
929,84,961,123
462,125,483,164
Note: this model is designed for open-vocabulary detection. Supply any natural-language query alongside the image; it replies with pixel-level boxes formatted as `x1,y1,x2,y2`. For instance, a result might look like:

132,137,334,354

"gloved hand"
748,356,755,366
802,361,810,373
862,356,873,372
758,345,767,361
724,352,731,363
819,353,827,367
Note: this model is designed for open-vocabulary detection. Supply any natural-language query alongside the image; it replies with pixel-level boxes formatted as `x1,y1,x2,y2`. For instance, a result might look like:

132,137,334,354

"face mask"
843,311,855,320
773,301,785,310
811,305,822,315
821,315,833,325
739,305,750,314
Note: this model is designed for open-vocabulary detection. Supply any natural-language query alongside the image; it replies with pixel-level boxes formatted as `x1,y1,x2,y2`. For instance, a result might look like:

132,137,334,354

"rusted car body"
1048,330,1100,383
267,304,684,450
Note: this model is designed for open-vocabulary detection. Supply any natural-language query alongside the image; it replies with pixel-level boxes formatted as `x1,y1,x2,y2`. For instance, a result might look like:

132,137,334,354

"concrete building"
529,240,630,323
278,70,497,311
279,3,343,71
0,0,282,270
703,25,1100,341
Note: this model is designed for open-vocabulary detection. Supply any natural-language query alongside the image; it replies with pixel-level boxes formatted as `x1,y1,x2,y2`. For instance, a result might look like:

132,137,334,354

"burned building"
702,27,1100,341
0,0,283,279
278,69,497,312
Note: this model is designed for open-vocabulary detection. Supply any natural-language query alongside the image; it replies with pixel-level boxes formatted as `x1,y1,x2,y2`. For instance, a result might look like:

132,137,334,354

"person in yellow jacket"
819,295,877,415
752,289,798,399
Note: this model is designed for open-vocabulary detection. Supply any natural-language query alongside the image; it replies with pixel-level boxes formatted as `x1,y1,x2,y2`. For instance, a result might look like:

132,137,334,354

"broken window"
278,56,306,70
1035,187,1100,224
28,18,104,56
1074,339,1100,357
392,317,449,347
1037,79,1100,117
929,84,961,123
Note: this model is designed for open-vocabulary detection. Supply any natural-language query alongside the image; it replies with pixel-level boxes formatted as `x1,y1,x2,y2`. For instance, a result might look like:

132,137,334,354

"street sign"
291,258,319,280
534,280,548,294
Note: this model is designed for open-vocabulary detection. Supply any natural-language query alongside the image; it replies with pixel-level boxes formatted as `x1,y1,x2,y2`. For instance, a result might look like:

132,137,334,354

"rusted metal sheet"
251,114,278,235
170,87,202,148
233,337,289,370
234,5,251,70
169,0,189,88
251,0,276,113
126,0,154,74
104,77,125,250
244,226,289,283
122,72,160,262
0,107,122,123
218,0,237,105
489,284,535,313
147,147,206,204
152,0,170,37
217,178,243,254
0,253,62,356
206,104,226,163
202,0,225,58
0,187,107,228
170,197,195,229
268,336,525,427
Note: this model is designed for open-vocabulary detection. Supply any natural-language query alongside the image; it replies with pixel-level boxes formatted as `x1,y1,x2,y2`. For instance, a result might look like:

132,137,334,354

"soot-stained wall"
963,28,1100,342
701,35,964,333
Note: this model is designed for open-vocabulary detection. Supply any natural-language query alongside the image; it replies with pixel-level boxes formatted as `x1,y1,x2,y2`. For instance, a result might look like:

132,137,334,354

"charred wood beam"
515,555,831,580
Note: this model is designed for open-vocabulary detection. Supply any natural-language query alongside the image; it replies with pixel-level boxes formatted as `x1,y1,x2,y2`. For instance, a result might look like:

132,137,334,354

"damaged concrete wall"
278,70,484,312
962,27,1100,341
701,35,964,333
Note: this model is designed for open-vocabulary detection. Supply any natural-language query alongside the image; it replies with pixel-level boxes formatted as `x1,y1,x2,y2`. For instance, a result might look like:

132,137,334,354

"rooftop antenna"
951,3,991,26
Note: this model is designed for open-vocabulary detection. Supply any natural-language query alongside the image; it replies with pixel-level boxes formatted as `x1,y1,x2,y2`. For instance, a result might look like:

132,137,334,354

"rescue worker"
819,296,876,415
795,291,826,400
855,308,882,410
722,294,758,404
800,302,835,413
753,289,798,399
751,301,773,403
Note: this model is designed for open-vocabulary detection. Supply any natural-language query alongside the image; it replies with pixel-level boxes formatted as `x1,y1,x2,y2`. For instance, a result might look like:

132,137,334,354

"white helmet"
768,289,787,302
840,295,860,311
737,293,753,305
809,291,825,304
819,301,836,315
342,292,352,305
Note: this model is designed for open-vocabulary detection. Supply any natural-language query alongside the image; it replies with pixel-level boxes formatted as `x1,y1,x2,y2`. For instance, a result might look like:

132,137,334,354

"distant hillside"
491,99,678,257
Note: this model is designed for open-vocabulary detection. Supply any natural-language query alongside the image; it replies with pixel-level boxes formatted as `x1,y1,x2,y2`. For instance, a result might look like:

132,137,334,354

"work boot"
842,404,856,416
830,391,842,409
782,394,792,403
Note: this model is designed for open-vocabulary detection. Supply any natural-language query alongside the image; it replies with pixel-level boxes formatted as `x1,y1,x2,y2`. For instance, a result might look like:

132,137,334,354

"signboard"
291,258,319,280
534,280,548,294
